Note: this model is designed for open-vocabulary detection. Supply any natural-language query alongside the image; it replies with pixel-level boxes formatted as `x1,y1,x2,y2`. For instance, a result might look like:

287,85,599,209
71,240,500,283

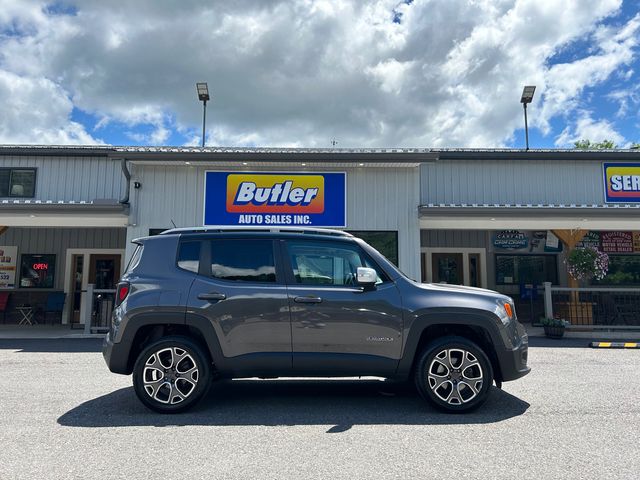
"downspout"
119,158,131,204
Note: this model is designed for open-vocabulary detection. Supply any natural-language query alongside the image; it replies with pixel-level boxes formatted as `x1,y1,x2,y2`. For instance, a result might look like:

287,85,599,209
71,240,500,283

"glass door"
431,253,464,285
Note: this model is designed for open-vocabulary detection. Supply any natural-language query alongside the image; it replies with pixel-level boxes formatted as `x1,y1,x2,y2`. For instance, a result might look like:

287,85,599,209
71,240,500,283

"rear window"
210,239,276,283
177,241,201,273
125,244,144,273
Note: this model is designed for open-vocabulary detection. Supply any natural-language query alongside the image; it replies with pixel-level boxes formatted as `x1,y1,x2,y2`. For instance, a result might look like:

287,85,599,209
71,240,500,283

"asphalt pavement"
0,337,638,479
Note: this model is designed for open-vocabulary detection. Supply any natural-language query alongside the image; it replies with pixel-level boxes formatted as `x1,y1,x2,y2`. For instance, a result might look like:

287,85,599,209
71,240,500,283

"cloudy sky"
0,0,639,149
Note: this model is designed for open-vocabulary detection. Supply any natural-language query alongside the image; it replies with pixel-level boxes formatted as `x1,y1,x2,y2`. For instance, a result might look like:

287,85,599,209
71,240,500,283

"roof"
1,144,639,162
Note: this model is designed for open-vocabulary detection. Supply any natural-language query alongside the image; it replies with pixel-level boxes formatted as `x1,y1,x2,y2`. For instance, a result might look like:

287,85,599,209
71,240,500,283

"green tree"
574,139,618,149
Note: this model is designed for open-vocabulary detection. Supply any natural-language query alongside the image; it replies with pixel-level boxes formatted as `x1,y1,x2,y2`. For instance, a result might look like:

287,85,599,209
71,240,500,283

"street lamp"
520,85,536,151
196,82,210,147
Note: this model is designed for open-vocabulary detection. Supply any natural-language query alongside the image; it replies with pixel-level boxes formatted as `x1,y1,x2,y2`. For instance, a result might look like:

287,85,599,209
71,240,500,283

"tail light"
115,282,130,306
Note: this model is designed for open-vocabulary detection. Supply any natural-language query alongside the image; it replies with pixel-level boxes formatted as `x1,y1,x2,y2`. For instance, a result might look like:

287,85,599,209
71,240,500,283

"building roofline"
1,144,639,161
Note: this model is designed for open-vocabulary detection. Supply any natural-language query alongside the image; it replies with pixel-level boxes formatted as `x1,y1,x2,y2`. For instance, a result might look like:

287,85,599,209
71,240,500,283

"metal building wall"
421,159,606,205
0,155,125,202
126,164,422,280
0,227,126,290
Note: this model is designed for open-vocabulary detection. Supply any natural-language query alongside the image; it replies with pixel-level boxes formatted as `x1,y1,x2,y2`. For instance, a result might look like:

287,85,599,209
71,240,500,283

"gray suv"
103,227,529,413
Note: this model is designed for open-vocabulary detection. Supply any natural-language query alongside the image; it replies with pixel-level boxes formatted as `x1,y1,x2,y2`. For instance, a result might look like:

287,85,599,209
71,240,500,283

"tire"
132,335,212,413
414,336,493,413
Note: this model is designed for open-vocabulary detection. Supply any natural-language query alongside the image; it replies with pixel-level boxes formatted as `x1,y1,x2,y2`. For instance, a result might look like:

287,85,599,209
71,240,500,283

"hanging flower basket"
565,246,609,281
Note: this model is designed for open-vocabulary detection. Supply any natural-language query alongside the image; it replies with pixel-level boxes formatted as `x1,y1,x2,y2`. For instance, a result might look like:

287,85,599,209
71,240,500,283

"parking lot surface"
0,337,638,479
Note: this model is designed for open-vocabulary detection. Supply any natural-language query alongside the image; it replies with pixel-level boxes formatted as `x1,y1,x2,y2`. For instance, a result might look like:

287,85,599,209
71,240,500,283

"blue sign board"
203,171,347,227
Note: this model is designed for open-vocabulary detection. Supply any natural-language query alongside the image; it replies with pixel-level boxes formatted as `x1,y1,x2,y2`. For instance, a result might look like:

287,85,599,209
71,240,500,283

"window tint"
287,240,386,286
348,231,398,266
210,239,276,283
125,244,144,273
177,241,201,273
0,168,36,198
495,254,558,285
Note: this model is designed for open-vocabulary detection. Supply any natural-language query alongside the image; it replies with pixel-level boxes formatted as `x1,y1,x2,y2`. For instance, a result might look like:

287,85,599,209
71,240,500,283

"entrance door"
88,254,121,289
66,251,123,326
431,253,464,285
422,249,487,288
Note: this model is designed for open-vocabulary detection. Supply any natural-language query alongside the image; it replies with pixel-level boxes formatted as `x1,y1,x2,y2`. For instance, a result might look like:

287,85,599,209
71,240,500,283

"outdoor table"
16,306,35,325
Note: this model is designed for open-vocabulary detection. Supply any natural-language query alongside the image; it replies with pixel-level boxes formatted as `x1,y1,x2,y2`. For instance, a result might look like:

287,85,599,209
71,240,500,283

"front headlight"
495,300,515,326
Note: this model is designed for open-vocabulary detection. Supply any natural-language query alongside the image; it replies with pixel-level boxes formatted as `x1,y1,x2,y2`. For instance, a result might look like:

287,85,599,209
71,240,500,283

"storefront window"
348,231,398,266
593,255,640,286
20,254,56,288
496,254,558,286
0,168,36,198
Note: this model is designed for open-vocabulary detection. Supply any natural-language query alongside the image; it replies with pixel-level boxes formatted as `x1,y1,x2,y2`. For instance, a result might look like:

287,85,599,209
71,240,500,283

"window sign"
493,231,528,250
603,163,640,203
203,172,346,227
20,254,56,288
0,246,18,289
577,231,600,249
600,231,633,253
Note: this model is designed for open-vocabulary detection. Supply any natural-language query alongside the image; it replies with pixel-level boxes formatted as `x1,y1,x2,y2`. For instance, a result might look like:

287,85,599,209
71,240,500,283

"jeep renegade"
103,227,529,413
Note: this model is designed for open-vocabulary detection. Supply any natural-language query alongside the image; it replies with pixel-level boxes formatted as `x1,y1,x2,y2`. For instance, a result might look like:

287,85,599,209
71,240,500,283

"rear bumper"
102,328,130,375
496,332,530,382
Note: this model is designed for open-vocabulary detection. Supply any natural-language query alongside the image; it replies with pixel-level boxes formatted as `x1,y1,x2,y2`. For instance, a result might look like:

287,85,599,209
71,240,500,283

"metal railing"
81,284,116,334
543,282,640,327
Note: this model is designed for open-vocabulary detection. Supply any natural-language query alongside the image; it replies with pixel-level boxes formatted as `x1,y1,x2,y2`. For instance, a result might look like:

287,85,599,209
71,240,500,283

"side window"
125,244,144,274
177,241,201,273
286,240,387,286
210,239,276,283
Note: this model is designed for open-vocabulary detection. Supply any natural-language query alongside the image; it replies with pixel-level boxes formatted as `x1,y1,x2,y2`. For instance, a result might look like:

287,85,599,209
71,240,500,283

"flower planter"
543,325,566,339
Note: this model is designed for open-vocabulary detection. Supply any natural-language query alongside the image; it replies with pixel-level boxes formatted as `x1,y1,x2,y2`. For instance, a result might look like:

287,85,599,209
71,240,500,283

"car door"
282,238,403,376
185,236,292,374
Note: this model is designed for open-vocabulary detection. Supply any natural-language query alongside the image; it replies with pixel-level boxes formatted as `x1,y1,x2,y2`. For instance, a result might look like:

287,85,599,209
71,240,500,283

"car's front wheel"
414,336,493,413
132,336,211,413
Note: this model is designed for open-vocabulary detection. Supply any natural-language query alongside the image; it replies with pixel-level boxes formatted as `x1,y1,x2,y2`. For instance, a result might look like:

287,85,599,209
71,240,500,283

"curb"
590,342,639,349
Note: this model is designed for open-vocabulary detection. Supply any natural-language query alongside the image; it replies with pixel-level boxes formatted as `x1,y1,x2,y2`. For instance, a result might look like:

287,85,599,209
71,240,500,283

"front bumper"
495,331,530,382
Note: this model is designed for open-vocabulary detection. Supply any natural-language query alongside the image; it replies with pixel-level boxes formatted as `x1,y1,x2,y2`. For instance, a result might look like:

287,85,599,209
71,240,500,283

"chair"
0,292,9,323
43,292,66,325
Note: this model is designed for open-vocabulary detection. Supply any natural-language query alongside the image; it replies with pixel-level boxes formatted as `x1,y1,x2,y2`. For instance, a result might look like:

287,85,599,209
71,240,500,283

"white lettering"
611,175,623,191
235,182,256,203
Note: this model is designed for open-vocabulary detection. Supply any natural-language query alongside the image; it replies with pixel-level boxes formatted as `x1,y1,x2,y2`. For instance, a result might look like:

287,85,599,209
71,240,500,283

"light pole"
520,85,536,150
196,82,210,147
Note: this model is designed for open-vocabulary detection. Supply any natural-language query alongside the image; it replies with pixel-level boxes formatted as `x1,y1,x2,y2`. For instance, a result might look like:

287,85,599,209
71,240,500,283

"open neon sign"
32,263,49,270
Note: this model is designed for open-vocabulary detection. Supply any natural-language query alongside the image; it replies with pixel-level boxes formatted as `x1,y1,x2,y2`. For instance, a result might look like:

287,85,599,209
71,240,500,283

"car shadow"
58,379,529,431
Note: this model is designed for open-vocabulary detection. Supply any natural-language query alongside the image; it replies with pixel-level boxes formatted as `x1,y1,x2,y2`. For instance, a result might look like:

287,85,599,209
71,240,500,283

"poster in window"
0,246,18,289
20,254,56,288
577,231,600,249
600,231,633,253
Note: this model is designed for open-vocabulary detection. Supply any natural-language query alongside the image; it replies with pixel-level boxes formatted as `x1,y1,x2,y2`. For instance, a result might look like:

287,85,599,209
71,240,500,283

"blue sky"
0,0,639,148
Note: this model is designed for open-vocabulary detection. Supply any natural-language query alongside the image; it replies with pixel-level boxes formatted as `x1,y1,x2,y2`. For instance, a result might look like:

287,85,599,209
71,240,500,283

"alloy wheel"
427,348,483,405
142,347,199,405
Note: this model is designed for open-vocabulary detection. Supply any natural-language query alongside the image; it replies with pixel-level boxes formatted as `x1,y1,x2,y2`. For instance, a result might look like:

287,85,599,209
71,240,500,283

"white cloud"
555,110,625,147
0,0,637,147
0,70,101,144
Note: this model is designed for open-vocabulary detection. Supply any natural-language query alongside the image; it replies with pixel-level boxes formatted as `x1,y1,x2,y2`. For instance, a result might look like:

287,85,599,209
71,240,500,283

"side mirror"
357,267,377,287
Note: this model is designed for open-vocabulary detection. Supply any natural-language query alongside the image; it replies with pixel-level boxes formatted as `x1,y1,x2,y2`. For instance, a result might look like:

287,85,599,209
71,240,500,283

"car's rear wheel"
414,336,493,413
132,336,211,413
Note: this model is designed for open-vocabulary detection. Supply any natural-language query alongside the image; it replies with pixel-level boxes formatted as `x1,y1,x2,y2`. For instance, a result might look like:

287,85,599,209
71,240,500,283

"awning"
419,203,640,230
0,199,129,227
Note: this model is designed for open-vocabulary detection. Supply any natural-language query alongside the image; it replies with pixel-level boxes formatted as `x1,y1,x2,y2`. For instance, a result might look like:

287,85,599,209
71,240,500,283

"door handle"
294,296,322,304
198,292,226,302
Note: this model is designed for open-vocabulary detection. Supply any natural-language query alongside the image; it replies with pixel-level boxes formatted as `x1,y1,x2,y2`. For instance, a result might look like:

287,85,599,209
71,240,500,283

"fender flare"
396,309,504,376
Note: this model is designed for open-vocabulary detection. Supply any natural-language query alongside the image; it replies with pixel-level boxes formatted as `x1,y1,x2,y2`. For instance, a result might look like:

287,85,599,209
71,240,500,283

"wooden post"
552,229,589,324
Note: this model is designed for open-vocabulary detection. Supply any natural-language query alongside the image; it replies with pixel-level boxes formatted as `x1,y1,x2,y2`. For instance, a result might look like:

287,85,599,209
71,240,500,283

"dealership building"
1,145,639,329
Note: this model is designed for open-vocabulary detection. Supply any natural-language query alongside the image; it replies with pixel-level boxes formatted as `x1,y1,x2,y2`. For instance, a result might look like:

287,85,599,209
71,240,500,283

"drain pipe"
119,158,131,205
